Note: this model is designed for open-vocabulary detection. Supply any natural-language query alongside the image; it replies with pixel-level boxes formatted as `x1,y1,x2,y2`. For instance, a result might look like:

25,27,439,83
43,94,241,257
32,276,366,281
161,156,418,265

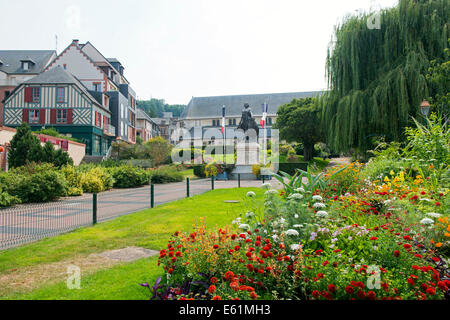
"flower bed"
141,115,449,300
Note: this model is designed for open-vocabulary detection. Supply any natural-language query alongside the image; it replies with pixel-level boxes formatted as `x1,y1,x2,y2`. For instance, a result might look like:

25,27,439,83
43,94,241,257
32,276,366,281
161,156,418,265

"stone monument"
231,103,260,180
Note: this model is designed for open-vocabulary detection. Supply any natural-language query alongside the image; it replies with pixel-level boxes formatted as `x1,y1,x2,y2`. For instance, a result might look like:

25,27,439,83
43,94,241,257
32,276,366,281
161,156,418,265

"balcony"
103,124,116,137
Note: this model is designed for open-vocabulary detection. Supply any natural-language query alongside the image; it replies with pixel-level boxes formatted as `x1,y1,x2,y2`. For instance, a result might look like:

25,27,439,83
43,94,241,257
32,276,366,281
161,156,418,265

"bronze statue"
237,103,259,138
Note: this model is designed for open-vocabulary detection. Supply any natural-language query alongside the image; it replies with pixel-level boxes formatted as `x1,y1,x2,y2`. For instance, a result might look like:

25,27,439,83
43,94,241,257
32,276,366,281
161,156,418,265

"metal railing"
0,175,272,250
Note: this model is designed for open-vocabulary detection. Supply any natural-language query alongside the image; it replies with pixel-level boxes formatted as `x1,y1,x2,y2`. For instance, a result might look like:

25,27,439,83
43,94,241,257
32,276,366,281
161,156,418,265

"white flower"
261,183,271,190
294,214,299,219
245,211,255,218
238,224,250,230
279,218,286,224
419,198,431,202
293,224,304,229
310,232,317,241
420,218,434,225
286,229,299,236
426,212,441,218
316,211,328,218
313,202,326,209
265,189,278,195
272,234,279,241
246,191,256,198
290,244,301,251
295,187,305,193
288,193,304,200
312,195,323,202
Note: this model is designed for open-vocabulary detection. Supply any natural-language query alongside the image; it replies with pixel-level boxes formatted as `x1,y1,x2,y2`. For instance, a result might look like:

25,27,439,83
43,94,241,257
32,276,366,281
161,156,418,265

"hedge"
277,162,308,175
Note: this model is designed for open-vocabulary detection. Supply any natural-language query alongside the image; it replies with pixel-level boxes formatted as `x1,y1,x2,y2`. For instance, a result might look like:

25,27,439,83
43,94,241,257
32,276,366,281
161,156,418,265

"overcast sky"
1,0,397,104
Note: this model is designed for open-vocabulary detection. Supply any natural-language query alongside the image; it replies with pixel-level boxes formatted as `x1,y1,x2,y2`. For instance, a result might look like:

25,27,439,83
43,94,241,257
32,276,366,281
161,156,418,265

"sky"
0,0,398,105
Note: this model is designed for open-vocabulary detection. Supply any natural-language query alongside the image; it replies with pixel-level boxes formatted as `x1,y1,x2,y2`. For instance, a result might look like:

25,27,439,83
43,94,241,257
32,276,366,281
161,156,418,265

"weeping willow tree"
321,0,449,157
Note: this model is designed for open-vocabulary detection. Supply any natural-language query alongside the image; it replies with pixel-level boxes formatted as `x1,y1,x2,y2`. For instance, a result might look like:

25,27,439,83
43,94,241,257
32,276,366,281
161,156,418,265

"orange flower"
435,242,443,248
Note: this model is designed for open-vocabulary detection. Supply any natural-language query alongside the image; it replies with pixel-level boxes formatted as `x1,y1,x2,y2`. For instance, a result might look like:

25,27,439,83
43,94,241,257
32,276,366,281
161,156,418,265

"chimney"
72,39,79,46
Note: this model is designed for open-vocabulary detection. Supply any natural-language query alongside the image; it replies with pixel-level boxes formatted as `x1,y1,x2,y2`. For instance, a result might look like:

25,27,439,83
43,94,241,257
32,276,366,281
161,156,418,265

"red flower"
435,202,441,206
432,257,440,262
210,277,218,284
234,246,240,251
312,290,320,299
403,235,411,241
224,271,234,280
208,285,216,294
426,287,436,295
345,285,354,295
403,243,412,249
328,284,336,293
357,290,366,299
367,291,376,300
407,278,415,286
370,237,378,241
212,296,221,300
168,268,174,274
322,261,329,266
317,273,325,279
393,250,401,257
250,292,258,300
414,254,422,258
247,264,254,272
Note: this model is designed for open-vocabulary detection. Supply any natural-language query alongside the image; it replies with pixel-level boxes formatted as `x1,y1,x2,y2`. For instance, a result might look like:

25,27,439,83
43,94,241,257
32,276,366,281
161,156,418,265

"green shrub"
0,188,21,208
14,170,69,203
79,166,114,193
149,166,184,184
109,165,150,188
193,164,207,178
278,162,308,175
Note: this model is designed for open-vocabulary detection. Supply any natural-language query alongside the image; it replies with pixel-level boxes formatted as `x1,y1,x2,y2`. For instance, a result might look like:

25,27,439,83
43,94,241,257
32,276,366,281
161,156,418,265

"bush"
14,169,69,203
149,166,184,184
278,162,308,175
109,165,150,188
79,166,114,193
0,188,21,208
193,164,207,178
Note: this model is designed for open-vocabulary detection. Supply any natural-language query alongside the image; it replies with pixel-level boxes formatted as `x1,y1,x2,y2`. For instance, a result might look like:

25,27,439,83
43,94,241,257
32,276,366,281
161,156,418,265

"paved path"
0,178,282,250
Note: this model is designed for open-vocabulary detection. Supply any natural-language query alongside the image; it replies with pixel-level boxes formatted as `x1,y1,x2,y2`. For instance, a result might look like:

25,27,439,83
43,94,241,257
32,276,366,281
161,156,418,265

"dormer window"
21,58,35,71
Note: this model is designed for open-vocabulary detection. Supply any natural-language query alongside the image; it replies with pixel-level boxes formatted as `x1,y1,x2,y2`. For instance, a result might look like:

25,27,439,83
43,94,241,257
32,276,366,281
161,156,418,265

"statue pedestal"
230,142,260,180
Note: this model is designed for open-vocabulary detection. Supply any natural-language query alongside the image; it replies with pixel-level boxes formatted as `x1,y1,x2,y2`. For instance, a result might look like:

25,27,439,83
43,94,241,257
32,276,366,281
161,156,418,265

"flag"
221,105,226,135
260,103,268,128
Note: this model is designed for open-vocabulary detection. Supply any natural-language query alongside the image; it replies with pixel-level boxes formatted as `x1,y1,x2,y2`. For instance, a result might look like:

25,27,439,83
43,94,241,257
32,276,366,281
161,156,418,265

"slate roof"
137,108,157,125
0,50,56,74
180,91,323,119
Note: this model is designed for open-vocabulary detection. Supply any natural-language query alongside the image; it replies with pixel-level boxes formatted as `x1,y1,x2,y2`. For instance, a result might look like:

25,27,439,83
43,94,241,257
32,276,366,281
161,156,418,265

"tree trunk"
304,142,314,162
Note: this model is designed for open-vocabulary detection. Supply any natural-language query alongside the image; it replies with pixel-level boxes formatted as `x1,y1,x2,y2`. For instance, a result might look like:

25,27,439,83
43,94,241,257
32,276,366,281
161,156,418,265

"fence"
0,175,273,250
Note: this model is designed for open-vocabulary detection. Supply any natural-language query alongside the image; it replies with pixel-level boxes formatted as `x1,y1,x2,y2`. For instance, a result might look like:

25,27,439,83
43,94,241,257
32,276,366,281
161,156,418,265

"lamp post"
420,99,430,117
117,139,121,162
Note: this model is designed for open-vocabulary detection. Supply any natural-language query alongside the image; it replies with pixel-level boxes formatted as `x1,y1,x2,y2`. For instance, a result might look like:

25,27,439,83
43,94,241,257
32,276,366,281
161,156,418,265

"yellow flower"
384,176,390,182
390,170,395,176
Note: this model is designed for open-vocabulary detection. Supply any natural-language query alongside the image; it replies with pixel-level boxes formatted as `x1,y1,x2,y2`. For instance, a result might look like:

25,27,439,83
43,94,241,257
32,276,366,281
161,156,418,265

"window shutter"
24,87,32,103
22,109,29,123
39,110,46,124
67,109,73,124
50,110,56,124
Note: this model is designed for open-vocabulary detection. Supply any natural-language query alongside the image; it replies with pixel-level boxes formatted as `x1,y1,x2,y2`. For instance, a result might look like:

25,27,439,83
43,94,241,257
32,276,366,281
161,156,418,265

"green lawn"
0,187,264,300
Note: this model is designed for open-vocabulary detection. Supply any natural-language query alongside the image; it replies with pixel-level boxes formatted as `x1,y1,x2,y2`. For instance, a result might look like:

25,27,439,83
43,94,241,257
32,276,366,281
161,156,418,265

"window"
233,119,236,125
56,109,67,124
29,110,40,124
56,87,65,103
22,62,29,71
229,119,232,126
268,117,272,125
32,87,40,103
93,83,101,92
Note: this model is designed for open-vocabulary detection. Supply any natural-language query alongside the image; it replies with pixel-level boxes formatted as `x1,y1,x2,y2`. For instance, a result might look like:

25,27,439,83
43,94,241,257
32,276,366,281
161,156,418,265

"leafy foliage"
321,0,449,156
275,97,324,161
